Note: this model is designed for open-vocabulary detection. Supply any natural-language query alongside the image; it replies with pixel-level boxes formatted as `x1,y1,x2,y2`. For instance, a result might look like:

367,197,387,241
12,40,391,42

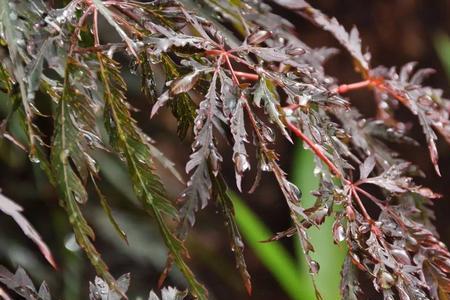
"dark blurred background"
0,0,449,299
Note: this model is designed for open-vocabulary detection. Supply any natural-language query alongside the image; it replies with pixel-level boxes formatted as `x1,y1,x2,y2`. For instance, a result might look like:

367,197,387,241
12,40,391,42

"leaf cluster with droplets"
1,0,450,299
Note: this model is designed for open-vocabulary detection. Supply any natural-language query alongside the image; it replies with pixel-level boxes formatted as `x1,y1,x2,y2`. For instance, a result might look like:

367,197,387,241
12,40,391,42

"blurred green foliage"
434,33,450,82
231,144,346,300
231,194,304,300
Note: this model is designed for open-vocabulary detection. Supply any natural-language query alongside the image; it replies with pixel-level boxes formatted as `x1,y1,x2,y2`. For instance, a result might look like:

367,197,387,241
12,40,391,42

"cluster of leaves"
0,0,450,299
0,265,185,300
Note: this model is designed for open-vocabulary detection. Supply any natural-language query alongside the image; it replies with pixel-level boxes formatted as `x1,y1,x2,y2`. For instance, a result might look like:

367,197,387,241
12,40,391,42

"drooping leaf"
370,63,450,175
0,265,52,300
97,53,207,299
230,95,250,191
0,192,56,268
91,0,139,58
179,68,223,231
362,162,441,198
340,256,361,300
51,58,118,290
92,178,128,244
213,176,251,294
273,0,370,73
0,0,39,155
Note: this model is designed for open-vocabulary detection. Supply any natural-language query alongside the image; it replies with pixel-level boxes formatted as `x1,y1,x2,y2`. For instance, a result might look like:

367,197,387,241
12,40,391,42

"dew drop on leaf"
286,47,306,56
288,182,302,201
260,158,272,172
9,12,18,21
334,224,346,243
247,30,272,45
378,271,395,289
59,149,69,163
261,126,275,143
29,153,40,164
309,260,320,274
358,224,370,234
234,153,250,174
391,248,411,265
234,236,244,248
64,234,80,252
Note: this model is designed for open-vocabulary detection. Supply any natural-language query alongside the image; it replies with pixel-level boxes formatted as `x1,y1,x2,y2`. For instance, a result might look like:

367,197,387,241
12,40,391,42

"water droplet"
59,149,70,163
247,30,272,45
83,153,98,173
309,260,320,274
234,237,244,248
17,39,25,47
286,47,305,56
262,126,275,143
234,153,250,174
334,225,346,243
64,234,80,252
378,271,395,289
260,158,272,172
313,166,321,176
9,12,18,21
288,182,302,200
391,248,411,265
313,206,328,224
29,153,40,164
194,118,203,130
210,150,222,176
351,253,360,264
345,206,356,222
74,193,83,204
358,224,370,234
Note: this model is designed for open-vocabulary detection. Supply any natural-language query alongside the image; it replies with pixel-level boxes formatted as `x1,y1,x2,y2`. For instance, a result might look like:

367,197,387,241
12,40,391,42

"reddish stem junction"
206,48,383,230
217,50,401,232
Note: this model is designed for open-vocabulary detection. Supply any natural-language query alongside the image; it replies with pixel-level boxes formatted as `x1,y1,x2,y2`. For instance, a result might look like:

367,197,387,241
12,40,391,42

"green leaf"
51,58,117,291
161,55,196,140
97,53,207,299
0,0,37,155
213,176,251,294
92,177,128,244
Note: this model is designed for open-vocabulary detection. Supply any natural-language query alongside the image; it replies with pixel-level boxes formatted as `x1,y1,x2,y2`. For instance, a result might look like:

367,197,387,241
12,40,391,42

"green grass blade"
292,146,346,300
434,32,450,81
230,192,305,300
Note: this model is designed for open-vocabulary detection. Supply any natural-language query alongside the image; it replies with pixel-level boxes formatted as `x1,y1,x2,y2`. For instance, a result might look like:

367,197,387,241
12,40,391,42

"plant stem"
285,119,347,181
234,71,259,81
333,80,371,94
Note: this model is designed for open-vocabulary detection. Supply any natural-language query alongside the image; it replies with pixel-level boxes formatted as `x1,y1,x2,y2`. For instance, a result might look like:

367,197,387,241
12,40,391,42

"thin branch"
332,80,371,94
285,118,347,181
233,71,259,81
350,186,373,225
68,5,94,56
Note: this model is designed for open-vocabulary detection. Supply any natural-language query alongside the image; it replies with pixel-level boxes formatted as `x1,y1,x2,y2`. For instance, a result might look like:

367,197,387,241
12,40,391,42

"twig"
332,80,371,94
285,119,347,181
